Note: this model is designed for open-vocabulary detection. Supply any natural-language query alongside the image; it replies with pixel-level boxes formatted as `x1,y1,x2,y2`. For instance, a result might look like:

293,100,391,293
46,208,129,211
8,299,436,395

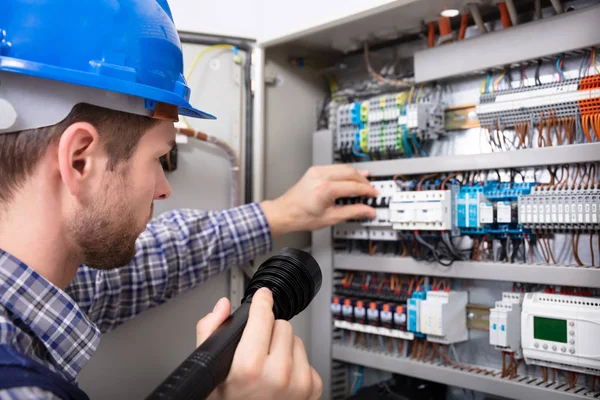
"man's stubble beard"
69,175,146,270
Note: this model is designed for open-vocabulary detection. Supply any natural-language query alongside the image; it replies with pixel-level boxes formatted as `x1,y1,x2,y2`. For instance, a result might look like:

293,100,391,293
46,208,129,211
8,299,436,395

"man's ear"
57,122,102,197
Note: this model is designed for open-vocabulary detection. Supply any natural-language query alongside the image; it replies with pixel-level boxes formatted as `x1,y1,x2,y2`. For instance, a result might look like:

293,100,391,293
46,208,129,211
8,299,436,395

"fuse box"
522,293,600,375
380,303,394,329
354,300,367,324
489,292,524,356
342,298,354,322
367,301,380,326
419,291,468,344
331,296,342,320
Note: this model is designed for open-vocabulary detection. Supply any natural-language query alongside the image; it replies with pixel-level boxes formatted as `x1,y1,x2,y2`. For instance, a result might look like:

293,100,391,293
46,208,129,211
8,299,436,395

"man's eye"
159,150,177,172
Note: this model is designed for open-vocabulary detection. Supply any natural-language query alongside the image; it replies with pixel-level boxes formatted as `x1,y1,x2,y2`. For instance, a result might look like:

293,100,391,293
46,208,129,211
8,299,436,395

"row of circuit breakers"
332,290,600,376
334,179,600,241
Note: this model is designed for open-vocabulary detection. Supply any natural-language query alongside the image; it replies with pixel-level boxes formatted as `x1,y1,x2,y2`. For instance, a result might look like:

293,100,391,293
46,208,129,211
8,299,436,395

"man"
0,1,377,399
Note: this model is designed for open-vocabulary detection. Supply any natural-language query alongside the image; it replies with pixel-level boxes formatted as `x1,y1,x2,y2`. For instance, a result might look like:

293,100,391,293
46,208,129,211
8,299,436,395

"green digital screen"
533,316,567,343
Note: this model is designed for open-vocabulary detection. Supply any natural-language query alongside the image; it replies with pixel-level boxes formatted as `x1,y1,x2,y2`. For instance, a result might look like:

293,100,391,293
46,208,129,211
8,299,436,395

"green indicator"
533,316,567,343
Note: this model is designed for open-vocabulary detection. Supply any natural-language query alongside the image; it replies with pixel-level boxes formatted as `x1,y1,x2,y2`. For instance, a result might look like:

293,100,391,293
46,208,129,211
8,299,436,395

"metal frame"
348,143,600,177
414,5,600,82
332,344,594,400
334,254,600,288
310,130,335,399
178,32,255,309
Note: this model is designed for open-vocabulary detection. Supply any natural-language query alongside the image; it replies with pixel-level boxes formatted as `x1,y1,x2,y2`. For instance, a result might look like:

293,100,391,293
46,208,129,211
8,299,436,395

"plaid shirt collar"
0,249,100,381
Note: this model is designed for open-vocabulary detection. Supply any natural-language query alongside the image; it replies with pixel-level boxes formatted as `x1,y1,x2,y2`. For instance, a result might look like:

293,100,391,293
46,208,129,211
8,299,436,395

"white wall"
169,0,397,41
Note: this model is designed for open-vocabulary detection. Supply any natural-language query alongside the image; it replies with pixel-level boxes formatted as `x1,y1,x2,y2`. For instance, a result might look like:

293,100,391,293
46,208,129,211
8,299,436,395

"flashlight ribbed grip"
146,248,322,400
146,302,250,400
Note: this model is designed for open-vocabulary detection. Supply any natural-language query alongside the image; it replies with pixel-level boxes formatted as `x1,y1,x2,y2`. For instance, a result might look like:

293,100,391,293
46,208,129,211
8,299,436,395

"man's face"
68,121,175,269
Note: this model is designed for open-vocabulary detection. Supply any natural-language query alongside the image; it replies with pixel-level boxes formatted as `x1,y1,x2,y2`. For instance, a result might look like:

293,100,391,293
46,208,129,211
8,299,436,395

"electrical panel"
522,293,600,375
490,292,524,356
419,291,468,344
305,3,600,398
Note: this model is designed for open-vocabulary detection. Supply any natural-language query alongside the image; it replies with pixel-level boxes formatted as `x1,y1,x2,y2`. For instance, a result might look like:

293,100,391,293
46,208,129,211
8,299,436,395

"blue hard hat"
0,0,215,120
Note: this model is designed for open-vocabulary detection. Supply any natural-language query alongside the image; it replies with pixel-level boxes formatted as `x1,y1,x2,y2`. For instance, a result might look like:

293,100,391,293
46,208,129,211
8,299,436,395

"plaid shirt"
0,204,272,400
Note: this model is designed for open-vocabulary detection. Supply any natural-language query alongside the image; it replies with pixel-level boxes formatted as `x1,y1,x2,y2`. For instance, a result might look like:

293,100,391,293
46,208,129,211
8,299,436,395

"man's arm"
66,165,377,333
66,203,272,333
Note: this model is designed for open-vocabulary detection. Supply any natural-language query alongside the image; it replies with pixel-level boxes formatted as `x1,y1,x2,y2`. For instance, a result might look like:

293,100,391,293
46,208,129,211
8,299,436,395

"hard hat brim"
0,57,217,120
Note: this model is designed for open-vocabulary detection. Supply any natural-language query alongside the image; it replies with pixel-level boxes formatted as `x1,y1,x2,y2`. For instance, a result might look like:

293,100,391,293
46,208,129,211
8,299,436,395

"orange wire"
583,115,593,142
458,14,468,39
498,2,512,27
438,16,452,36
428,21,435,47
593,114,600,141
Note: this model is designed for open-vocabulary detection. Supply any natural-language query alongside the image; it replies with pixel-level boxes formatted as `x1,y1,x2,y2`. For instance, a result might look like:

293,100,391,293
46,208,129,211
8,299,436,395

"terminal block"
518,188,600,229
366,94,406,157
335,102,365,159
419,291,468,344
490,292,524,356
402,103,445,140
477,78,598,128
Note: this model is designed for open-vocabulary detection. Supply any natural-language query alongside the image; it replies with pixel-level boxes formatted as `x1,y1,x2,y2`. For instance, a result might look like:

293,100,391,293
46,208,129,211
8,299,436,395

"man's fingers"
264,321,295,390
288,337,313,399
327,204,376,224
309,368,323,400
314,165,370,184
267,320,294,358
328,181,378,200
196,297,231,346
232,288,275,368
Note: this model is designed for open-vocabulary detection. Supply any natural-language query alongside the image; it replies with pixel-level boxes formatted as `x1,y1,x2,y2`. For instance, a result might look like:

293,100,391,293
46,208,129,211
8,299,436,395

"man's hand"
197,289,322,400
260,165,378,237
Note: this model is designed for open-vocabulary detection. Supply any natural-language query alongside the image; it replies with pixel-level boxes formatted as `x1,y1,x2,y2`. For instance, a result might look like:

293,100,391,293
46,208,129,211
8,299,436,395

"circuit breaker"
522,293,600,375
389,190,453,231
490,292,524,356
419,291,468,344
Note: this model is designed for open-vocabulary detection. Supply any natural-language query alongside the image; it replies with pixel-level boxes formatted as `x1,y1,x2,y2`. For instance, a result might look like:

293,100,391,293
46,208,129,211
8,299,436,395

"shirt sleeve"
0,387,63,400
65,203,272,333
